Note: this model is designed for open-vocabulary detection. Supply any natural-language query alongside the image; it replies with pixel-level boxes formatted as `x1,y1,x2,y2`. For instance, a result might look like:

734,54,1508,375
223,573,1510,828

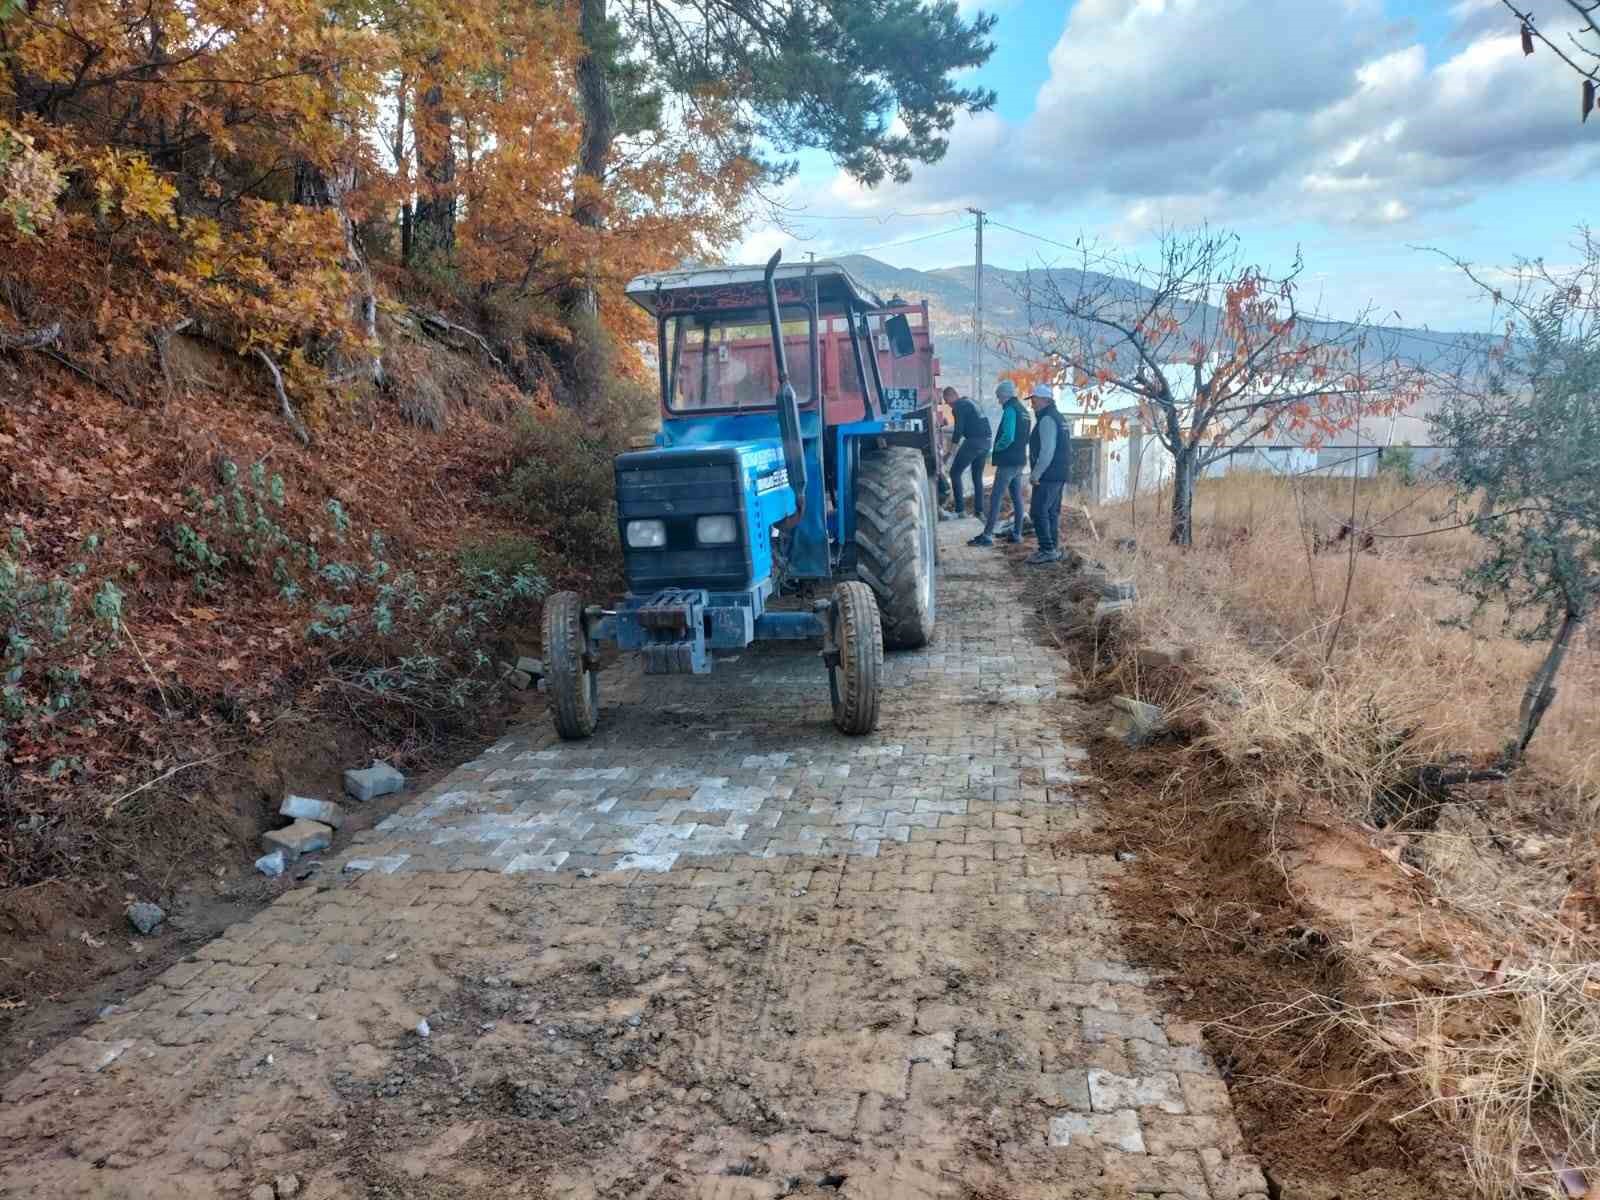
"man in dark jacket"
969,380,1032,546
942,386,991,518
1026,383,1070,565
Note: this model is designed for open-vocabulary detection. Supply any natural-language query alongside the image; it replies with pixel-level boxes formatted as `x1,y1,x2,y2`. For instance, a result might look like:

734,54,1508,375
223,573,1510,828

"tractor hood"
613,441,798,596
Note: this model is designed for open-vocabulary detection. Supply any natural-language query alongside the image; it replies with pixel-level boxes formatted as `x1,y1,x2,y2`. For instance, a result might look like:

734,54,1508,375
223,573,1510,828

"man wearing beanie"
969,378,1032,547
1025,382,1070,565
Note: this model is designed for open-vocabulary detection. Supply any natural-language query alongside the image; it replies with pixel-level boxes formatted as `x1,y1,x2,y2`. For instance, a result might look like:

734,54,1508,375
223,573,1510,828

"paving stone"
1088,1069,1185,1114
345,761,405,802
280,794,345,828
1199,1148,1271,1198
1047,1109,1145,1153
262,820,334,860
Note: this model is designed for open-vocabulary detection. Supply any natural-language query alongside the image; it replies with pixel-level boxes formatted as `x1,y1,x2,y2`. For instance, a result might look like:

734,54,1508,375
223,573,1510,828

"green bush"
502,373,656,594
0,529,121,772
1377,442,1416,485
165,458,548,718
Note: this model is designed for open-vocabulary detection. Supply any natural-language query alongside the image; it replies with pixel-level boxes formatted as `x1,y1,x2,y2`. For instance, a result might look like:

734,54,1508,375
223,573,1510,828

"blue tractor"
539,251,939,738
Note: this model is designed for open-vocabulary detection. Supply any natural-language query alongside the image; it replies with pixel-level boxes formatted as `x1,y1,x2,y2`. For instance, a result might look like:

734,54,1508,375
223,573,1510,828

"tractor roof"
625,260,886,316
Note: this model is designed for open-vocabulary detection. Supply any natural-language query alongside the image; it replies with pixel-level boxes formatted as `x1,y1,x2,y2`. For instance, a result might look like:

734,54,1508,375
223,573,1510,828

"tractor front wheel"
855,446,937,649
541,590,599,740
827,581,883,735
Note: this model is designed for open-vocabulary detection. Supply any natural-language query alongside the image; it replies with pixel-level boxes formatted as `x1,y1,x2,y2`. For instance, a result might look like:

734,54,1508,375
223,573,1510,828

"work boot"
968,533,993,547
1025,549,1063,566
1003,531,1023,544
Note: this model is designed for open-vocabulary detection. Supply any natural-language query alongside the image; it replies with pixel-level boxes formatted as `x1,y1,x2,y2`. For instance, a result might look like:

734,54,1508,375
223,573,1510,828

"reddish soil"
1072,736,1474,1199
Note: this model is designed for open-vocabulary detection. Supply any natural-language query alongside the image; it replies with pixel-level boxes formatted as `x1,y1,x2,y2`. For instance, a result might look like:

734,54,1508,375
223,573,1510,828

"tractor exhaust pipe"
764,250,807,518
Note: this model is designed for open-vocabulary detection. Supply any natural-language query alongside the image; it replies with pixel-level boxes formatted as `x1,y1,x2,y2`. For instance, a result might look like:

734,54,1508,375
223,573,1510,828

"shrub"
166,458,548,720
0,529,121,774
1377,442,1416,485
502,373,656,594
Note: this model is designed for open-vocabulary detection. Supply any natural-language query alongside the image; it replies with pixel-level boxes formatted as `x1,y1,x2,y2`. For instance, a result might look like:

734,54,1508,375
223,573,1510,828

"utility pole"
967,208,984,403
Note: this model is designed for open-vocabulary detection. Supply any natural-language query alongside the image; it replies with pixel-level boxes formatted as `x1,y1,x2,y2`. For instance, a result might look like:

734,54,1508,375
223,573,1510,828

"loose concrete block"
255,850,286,878
344,761,404,802
280,794,345,829
261,820,334,861
1137,642,1193,671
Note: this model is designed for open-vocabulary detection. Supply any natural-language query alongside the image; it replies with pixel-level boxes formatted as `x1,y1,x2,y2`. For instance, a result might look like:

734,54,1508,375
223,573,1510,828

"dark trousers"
950,440,989,516
1030,480,1066,552
981,463,1025,537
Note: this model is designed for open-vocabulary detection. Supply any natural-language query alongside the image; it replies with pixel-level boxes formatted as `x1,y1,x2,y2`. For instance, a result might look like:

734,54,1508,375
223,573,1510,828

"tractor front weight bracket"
610,588,712,676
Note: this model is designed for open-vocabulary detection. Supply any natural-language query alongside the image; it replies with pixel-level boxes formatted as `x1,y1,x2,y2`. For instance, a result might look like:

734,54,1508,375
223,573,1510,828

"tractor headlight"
696,515,738,545
625,519,667,549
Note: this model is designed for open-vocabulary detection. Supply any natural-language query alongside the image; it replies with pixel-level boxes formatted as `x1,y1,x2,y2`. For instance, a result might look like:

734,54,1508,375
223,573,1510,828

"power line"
769,206,968,224
840,222,975,257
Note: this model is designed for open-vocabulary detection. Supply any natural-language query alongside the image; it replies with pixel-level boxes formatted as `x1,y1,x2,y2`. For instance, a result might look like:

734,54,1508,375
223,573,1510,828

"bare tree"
1500,1,1600,118
1019,227,1421,546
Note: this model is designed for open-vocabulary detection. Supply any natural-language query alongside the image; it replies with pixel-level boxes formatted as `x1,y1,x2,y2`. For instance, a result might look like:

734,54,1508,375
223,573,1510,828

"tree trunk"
1508,607,1584,762
413,72,455,257
395,81,414,266
569,0,615,319
295,159,385,390
1169,447,1197,546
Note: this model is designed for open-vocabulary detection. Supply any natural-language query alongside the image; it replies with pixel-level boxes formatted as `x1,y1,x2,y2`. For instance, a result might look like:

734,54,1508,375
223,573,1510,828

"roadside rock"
255,850,286,878
1105,695,1168,747
506,669,533,691
345,761,404,802
125,902,165,936
193,1148,231,1171
261,820,334,861
279,794,344,829
274,1173,301,1198
1137,642,1192,671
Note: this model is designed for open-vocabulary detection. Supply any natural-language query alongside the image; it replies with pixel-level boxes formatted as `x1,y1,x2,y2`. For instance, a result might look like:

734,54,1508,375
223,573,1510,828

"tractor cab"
533,253,941,741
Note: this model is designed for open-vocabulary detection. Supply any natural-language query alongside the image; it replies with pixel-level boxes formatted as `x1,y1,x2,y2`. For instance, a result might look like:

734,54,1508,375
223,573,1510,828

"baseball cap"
1031,382,1055,401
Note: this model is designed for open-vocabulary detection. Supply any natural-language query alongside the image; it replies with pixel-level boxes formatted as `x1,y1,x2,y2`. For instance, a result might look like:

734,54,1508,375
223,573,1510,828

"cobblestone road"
0,523,1267,1200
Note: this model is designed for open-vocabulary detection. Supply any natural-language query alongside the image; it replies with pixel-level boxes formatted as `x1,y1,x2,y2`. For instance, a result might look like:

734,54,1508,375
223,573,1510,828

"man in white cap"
1025,381,1070,565
969,378,1032,546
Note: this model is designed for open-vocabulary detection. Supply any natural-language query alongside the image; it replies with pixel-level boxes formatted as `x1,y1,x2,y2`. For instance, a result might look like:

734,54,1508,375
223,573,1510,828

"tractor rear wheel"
827,581,883,735
855,446,937,649
542,590,599,740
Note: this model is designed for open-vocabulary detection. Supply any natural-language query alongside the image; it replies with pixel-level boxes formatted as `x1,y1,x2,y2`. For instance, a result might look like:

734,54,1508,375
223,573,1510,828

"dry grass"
1076,469,1600,1196
1224,963,1600,1197
1088,471,1600,815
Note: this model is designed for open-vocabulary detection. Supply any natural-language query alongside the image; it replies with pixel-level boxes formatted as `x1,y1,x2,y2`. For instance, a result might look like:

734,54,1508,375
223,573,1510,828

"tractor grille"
614,452,753,593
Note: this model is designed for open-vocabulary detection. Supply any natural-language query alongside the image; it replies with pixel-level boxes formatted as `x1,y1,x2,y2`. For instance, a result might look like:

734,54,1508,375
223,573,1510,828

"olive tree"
1432,236,1600,762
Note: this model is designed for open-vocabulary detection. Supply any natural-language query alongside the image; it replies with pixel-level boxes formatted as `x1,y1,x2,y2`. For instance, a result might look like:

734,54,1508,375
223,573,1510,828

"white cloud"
797,0,1599,241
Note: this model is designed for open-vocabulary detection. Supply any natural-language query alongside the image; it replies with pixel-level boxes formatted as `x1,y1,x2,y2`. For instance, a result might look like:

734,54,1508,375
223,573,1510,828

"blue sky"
735,0,1600,332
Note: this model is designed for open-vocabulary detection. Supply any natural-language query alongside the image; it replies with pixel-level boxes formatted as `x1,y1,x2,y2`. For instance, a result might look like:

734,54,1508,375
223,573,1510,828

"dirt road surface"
0,527,1267,1200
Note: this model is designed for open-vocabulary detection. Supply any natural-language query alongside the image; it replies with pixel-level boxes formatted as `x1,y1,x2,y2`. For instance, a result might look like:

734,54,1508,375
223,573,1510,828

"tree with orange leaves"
1020,228,1423,546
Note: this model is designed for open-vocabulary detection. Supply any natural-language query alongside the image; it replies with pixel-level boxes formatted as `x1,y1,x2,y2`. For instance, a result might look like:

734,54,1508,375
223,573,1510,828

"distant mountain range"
831,254,1488,392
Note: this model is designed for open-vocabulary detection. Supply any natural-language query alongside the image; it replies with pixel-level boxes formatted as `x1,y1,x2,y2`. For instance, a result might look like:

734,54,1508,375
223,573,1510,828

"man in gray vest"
1025,383,1070,565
